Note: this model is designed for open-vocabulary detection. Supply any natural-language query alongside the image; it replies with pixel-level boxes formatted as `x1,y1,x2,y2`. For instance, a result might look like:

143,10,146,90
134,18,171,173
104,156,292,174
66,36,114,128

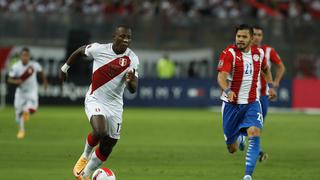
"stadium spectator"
156,53,176,79
7,47,48,139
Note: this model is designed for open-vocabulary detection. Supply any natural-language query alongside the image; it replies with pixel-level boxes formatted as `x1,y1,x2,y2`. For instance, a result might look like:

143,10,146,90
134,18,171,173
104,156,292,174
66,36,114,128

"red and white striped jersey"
85,43,139,110
259,45,282,96
8,60,42,95
217,44,267,104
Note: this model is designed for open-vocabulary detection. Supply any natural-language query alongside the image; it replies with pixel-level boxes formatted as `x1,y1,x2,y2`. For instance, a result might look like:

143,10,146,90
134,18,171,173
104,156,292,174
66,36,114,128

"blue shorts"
221,101,263,145
259,95,269,118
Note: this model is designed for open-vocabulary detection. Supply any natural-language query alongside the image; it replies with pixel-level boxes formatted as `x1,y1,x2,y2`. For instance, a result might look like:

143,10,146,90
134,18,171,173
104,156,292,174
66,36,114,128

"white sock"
82,150,104,178
19,117,25,131
82,140,95,159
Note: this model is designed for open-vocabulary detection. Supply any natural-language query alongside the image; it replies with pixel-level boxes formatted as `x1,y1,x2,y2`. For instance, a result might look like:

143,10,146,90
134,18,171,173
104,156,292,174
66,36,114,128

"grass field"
0,106,320,180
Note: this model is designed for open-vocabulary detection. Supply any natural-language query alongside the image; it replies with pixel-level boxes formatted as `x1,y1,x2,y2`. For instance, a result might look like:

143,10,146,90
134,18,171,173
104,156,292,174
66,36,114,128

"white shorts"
14,92,38,113
84,100,123,139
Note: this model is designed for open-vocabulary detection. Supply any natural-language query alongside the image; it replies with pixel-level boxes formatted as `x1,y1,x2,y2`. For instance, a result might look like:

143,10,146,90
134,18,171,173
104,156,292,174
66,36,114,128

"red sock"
95,148,107,161
87,133,99,147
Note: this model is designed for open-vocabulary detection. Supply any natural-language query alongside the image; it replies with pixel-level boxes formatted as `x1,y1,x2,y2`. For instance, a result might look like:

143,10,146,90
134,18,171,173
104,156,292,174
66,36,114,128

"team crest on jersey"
119,58,127,67
253,54,260,61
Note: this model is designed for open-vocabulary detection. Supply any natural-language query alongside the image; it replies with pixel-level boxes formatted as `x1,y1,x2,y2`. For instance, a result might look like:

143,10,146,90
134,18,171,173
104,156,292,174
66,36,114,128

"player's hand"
273,81,280,88
15,79,23,85
43,82,49,90
227,91,237,102
125,69,135,83
268,88,277,101
59,70,68,83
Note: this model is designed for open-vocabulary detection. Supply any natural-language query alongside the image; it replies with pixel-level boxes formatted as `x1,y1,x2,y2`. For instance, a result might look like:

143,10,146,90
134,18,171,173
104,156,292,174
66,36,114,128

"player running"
252,25,286,162
60,25,139,180
8,47,48,139
217,24,276,180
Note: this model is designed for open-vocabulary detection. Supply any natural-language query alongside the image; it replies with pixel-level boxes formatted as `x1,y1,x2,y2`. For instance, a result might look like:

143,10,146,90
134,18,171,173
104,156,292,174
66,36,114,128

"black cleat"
259,151,268,162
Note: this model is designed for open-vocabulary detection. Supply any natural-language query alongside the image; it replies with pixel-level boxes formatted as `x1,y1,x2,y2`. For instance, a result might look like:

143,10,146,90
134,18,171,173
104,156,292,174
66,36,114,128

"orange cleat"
16,130,25,139
73,156,88,177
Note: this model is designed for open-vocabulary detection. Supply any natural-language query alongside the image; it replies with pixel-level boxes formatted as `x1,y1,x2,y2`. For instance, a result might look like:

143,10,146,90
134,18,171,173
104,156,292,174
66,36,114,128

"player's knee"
247,127,261,137
92,129,108,139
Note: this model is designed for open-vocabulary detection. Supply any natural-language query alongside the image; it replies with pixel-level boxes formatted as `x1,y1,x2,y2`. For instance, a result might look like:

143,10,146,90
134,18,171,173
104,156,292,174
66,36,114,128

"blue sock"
245,136,260,176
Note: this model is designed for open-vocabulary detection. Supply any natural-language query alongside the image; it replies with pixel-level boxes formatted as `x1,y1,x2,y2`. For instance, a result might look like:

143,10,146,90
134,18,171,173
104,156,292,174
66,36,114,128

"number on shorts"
116,123,122,133
257,112,263,125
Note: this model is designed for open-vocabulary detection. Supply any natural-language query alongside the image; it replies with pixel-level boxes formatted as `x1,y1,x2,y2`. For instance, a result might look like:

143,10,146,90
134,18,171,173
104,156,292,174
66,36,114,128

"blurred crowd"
0,0,319,20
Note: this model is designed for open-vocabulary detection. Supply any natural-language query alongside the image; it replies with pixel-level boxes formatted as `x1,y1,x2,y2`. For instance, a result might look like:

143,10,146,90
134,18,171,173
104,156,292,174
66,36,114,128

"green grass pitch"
0,106,320,180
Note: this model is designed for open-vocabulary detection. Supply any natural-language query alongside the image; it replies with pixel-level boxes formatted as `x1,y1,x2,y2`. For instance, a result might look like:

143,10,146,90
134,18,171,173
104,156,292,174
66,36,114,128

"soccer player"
59,25,139,180
217,24,276,180
252,25,286,162
8,47,48,139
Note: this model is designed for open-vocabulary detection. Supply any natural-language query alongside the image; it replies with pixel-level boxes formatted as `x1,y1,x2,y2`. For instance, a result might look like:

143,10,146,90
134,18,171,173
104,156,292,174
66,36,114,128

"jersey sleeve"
270,48,282,64
84,43,100,58
131,54,139,77
8,65,18,77
34,62,43,72
217,49,233,73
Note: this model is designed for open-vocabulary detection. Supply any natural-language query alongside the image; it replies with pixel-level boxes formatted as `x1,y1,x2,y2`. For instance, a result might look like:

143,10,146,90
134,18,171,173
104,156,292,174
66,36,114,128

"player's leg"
241,101,263,179
221,101,242,153
14,93,25,139
258,96,269,162
73,101,103,177
81,115,118,179
23,96,38,121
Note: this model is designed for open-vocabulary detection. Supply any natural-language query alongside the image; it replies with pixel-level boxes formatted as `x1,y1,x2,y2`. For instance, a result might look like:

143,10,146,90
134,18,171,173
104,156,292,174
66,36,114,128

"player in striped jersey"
217,24,276,180
252,25,286,162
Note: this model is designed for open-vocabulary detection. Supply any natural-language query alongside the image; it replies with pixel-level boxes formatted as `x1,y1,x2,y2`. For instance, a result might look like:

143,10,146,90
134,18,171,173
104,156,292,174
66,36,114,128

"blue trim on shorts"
259,95,269,118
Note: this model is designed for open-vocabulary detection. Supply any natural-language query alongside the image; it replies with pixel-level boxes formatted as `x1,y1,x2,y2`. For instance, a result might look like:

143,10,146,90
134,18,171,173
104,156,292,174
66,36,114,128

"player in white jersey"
8,47,48,139
60,25,139,180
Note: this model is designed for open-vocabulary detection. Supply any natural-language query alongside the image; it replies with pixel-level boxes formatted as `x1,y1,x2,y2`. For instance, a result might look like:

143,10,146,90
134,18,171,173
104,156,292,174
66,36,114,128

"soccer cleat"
243,175,252,180
22,111,30,122
238,135,246,151
16,130,25,139
77,176,90,180
259,151,268,162
73,156,88,177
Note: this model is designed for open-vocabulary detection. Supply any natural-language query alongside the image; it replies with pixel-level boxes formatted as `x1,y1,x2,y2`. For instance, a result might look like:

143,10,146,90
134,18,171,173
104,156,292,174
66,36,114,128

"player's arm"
125,69,138,93
59,46,86,82
7,77,22,86
217,71,236,102
38,71,49,90
270,48,286,88
7,67,22,85
261,65,277,100
273,61,285,88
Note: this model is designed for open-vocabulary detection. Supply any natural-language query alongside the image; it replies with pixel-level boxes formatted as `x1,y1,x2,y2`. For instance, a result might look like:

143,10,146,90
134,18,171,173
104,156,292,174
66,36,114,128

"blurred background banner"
293,79,320,108
1,0,320,108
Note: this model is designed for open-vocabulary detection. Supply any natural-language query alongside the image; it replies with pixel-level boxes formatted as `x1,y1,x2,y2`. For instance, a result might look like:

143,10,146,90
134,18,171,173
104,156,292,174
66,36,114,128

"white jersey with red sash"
84,43,139,112
217,45,267,104
8,61,42,96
